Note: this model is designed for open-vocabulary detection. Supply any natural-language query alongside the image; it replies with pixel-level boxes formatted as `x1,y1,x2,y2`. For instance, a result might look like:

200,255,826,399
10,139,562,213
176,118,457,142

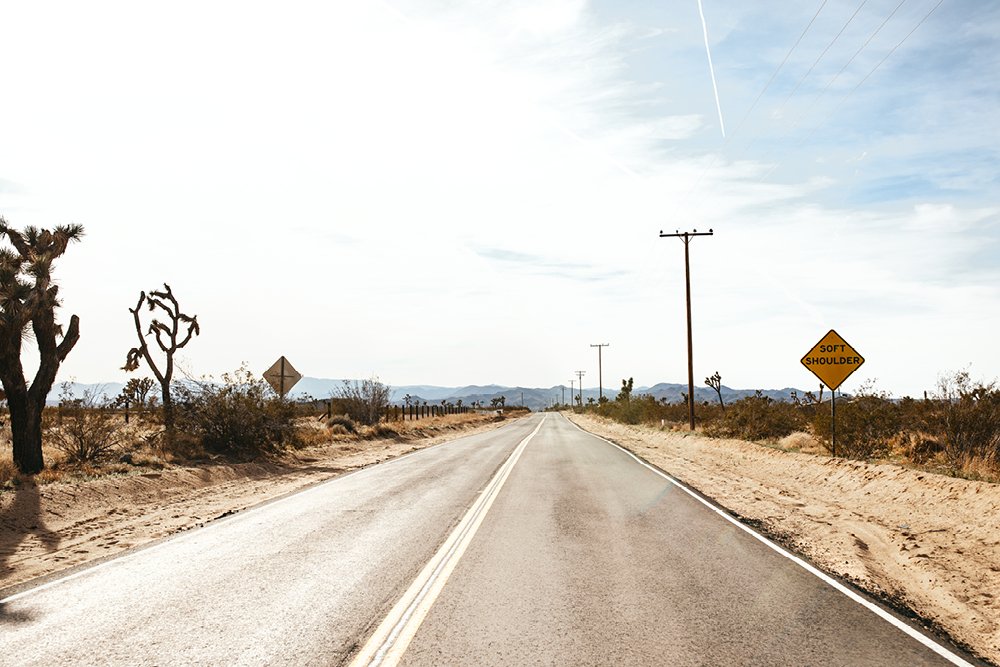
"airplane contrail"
697,0,726,138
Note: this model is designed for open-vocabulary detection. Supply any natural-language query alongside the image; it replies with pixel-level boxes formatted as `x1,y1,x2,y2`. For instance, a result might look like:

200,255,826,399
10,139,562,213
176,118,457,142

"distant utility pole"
569,379,575,408
575,370,586,408
590,343,609,402
659,228,713,431
561,385,566,405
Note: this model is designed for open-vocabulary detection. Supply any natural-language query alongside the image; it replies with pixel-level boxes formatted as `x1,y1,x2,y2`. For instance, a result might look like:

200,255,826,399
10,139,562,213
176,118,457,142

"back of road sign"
800,330,864,391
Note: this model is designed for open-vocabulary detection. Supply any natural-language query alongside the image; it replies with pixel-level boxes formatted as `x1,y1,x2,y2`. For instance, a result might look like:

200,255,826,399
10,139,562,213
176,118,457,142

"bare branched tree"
335,377,392,426
0,219,83,474
705,371,725,411
123,284,199,442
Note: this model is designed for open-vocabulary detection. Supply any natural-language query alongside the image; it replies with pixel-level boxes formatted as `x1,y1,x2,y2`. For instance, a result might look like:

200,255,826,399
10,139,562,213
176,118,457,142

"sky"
0,0,997,398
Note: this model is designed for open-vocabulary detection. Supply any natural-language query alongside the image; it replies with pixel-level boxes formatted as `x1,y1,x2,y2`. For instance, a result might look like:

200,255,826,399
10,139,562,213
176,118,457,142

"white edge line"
0,417,529,607
564,416,976,667
351,415,546,667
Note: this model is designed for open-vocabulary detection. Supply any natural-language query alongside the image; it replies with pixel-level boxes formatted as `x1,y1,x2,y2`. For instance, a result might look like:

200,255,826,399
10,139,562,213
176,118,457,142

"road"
0,413,975,666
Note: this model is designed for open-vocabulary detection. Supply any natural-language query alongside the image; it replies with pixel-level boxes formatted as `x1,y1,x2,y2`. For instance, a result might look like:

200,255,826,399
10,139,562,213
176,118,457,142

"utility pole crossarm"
659,229,714,240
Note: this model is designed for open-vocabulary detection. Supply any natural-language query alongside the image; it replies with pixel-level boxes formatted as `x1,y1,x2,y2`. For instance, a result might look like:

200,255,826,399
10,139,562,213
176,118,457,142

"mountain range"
51,378,808,411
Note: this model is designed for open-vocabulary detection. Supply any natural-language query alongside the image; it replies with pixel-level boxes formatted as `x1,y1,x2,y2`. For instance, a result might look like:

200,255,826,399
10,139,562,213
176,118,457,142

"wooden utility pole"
575,370,586,409
659,228,713,431
590,343,609,402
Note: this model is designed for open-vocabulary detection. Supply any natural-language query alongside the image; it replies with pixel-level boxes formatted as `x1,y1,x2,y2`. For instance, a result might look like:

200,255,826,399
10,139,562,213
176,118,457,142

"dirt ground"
569,413,1000,665
0,413,506,595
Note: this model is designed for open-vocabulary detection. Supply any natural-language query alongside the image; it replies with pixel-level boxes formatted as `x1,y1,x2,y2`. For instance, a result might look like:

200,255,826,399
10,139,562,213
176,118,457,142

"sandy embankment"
0,415,505,594
569,413,1000,665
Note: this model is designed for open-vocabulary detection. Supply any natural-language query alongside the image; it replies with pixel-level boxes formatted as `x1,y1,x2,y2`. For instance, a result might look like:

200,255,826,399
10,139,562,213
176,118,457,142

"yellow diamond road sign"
801,330,864,391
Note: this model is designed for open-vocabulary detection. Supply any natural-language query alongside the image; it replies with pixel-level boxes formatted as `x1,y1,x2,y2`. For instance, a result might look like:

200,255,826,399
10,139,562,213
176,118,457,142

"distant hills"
52,378,806,411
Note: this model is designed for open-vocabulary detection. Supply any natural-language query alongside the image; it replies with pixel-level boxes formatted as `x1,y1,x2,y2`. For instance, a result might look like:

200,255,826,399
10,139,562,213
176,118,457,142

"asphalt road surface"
0,413,976,666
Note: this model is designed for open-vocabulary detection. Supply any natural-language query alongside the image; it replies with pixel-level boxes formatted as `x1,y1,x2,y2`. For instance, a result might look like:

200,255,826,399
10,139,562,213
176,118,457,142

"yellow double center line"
350,416,546,667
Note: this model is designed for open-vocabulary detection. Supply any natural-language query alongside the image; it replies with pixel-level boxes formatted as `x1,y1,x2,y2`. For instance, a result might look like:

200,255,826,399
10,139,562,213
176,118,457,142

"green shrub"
705,392,805,441
932,371,1000,468
174,367,299,459
811,385,900,459
593,393,723,427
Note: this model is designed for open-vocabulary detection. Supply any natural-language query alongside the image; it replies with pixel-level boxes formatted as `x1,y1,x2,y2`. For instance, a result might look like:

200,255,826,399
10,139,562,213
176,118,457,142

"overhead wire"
754,0,947,185
778,0,870,113
700,0,911,187
723,0,875,174
727,0,830,142
674,0,831,218
843,0,945,98
799,0,910,121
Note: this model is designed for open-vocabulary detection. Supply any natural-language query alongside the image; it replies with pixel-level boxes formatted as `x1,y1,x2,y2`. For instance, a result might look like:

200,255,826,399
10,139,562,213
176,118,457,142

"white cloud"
0,0,997,396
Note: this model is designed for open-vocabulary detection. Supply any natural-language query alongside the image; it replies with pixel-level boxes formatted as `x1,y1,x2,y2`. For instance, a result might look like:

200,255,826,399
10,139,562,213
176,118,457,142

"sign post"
263,356,303,399
800,330,864,457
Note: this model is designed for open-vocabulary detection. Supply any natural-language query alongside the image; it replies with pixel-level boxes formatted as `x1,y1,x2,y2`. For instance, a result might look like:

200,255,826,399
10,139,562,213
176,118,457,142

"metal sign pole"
801,330,863,459
280,356,286,398
831,388,836,458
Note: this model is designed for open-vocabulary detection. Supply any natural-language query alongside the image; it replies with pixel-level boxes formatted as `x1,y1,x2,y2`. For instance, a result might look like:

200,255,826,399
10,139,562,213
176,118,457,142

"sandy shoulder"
569,413,1000,665
0,416,507,595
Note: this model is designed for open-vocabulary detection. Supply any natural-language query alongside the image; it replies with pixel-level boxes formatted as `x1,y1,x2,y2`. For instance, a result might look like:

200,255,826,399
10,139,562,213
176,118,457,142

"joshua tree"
616,377,634,404
0,220,84,474
118,377,156,408
705,371,725,411
123,284,199,443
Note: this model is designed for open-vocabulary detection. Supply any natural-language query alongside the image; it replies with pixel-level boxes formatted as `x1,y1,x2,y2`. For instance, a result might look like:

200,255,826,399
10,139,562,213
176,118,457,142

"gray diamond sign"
263,356,302,397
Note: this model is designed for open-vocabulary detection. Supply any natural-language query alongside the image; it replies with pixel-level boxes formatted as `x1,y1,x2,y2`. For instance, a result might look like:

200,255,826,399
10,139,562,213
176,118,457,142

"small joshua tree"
706,371,725,411
616,377,634,404
0,220,83,473
118,376,156,408
123,284,199,444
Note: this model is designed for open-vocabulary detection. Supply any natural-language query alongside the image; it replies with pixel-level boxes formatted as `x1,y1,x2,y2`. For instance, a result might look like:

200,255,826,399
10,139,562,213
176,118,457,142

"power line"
727,0,830,141
801,0,910,122
678,0,830,216
844,0,945,98
725,0,924,189
720,0,905,172
786,0,945,161
778,0,871,113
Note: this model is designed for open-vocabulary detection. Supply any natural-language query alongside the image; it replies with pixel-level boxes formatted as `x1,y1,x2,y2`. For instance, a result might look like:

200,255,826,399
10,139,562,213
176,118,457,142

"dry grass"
1,410,503,489
777,431,824,454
